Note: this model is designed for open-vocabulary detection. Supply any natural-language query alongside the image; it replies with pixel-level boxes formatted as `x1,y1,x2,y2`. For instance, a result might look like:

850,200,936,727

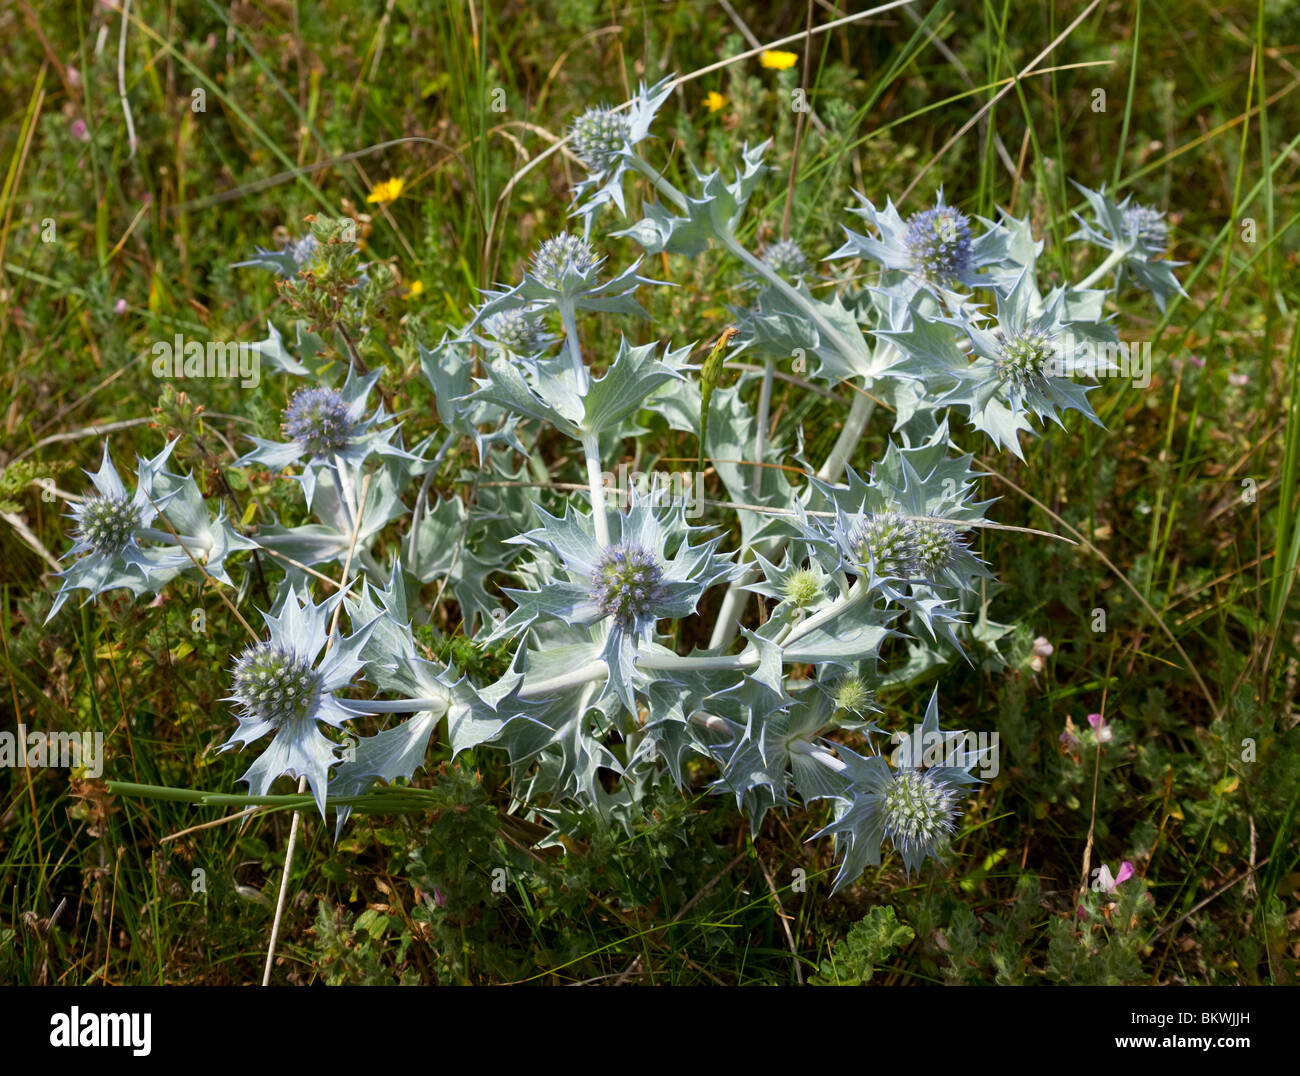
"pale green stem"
721,234,869,373
1076,246,1128,292
331,455,358,535
626,155,690,213
788,738,848,774
516,646,762,701
628,150,881,650
781,580,866,648
583,434,611,547
137,528,210,548
707,390,876,651
689,711,732,736
560,301,589,393
348,697,449,714
753,357,775,498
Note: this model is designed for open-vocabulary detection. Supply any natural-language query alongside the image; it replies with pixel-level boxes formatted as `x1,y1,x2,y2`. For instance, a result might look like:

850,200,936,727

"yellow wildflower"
403,279,424,299
703,91,727,113
366,177,406,205
760,50,798,71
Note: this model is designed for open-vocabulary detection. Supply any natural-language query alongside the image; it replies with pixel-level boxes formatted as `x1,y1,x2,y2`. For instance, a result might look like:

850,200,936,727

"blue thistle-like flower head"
489,487,736,713
908,518,965,580
568,77,674,226
880,768,958,864
570,107,632,173
1069,183,1185,311
531,232,600,289
221,587,377,816
995,326,1058,388
236,366,419,511
814,689,986,889
903,204,972,286
76,493,140,556
831,188,1008,297
471,236,655,325
287,232,318,268
762,238,811,279
848,511,916,578
232,231,322,278
1122,203,1169,254
483,307,547,355
589,542,669,630
47,440,185,622
281,386,356,456
232,644,323,728
908,268,1110,458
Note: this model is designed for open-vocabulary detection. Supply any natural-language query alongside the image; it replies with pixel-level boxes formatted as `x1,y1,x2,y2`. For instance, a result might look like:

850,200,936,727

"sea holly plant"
46,440,253,620
44,74,1184,897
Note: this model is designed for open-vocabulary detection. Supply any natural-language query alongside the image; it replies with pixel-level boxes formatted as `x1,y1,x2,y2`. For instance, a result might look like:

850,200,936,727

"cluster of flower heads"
39,72,1187,896
848,511,966,581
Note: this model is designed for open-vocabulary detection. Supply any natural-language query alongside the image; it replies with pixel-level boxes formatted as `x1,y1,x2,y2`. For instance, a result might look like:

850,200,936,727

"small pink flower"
1188,355,1205,368
67,65,81,88
1095,860,1134,894
70,118,90,142
114,298,128,315
1087,712,1112,743
1228,372,1249,387
1059,713,1080,754
1029,635,1054,672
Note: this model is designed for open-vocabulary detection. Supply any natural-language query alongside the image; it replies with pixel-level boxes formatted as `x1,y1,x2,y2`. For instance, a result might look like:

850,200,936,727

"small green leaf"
810,905,915,985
